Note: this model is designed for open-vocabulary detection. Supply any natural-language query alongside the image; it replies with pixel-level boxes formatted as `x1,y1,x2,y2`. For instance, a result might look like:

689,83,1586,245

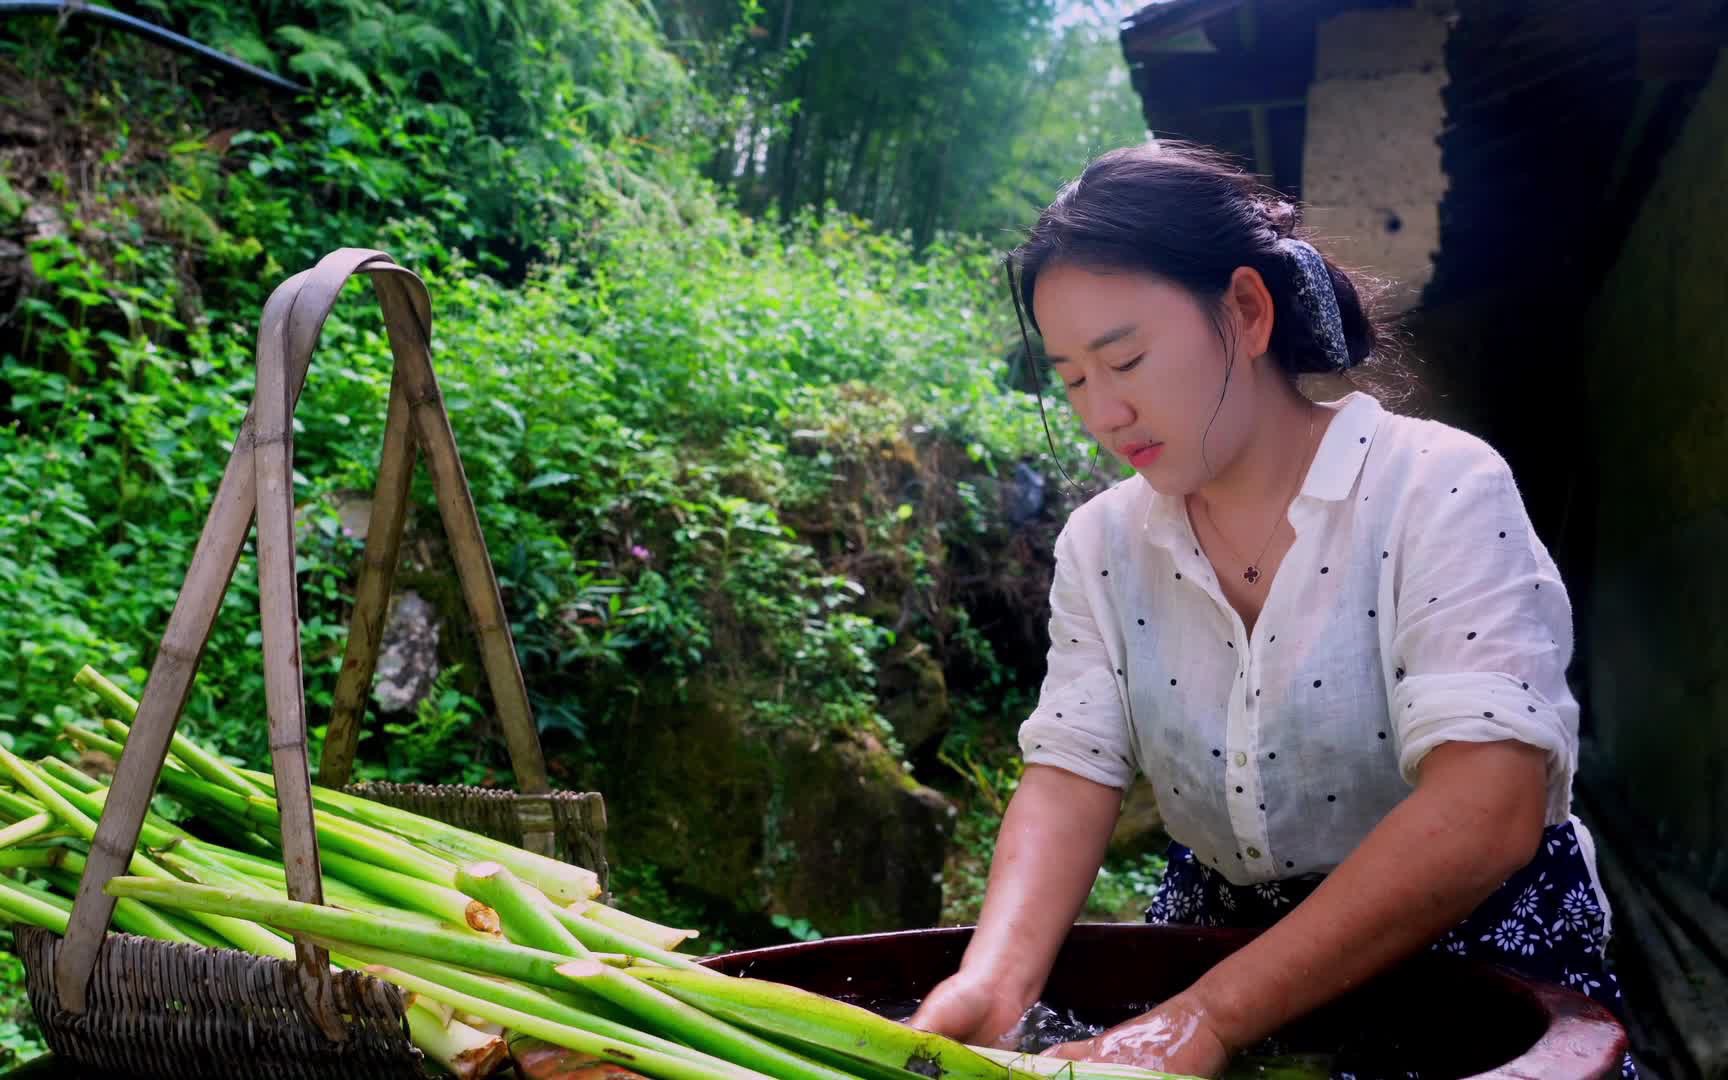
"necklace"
1194,408,1319,586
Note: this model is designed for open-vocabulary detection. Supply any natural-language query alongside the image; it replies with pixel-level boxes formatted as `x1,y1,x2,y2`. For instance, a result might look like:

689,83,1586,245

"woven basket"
17,249,603,1078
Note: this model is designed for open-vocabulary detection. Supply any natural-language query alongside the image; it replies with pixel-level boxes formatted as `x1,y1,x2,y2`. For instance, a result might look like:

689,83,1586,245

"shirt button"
1233,751,1247,767
1246,846,1262,859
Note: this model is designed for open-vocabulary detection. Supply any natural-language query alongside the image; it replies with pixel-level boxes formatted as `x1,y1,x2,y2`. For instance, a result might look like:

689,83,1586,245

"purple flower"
630,544,651,561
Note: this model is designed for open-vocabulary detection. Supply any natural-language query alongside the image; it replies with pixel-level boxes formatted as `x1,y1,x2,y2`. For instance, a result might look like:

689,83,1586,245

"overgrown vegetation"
0,2,1153,1023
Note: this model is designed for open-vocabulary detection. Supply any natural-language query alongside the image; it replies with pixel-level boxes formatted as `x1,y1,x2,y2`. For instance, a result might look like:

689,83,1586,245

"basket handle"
55,250,553,1025
314,271,551,827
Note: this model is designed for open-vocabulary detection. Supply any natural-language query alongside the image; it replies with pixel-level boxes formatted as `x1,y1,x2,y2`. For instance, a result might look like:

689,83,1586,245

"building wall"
1301,9,1449,313
1581,55,1728,888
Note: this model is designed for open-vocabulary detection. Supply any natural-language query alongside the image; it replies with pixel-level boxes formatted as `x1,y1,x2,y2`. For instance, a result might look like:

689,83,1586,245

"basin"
701,923,1628,1080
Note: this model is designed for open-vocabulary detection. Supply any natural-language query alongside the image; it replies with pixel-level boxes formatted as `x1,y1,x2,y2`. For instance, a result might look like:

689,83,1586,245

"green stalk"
29,770,273,900
0,845,62,870
323,847,498,933
239,798,462,888
62,723,142,763
967,1047,1177,1080
400,826,600,904
548,957,865,1080
323,885,479,937
550,902,704,970
353,958,773,1080
153,779,464,898
162,911,231,949
4,874,73,914
0,813,55,849
48,852,202,944
457,861,581,954
89,721,255,840
106,877,579,986
247,770,602,904
74,667,266,797
581,904,698,952
18,863,198,946
328,943,710,1068
4,870,189,946
0,874,70,932
200,846,290,882
35,758,192,843
406,1002,508,1080
0,748,288,960
99,720,248,816
157,850,469,942
26,761,184,852
36,758,103,794
0,787,46,822
619,967,1015,1080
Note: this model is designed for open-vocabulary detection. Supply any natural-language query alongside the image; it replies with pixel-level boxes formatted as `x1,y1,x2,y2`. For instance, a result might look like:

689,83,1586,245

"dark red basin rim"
702,924,1627,1080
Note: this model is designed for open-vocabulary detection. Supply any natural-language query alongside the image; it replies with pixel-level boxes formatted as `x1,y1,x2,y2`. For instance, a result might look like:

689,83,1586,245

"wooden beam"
1130,51,1313,113
1121,0,1251,58
1238,3,1274,178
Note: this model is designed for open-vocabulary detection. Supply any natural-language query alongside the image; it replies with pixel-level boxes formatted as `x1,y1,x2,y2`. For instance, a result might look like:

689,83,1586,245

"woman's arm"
1051,740,1547,1073
908,764,1123,1043
1188,738,1547,1049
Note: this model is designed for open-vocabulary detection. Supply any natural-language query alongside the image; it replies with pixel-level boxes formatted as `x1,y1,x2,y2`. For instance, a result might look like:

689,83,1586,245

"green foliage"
0,0,1086,777
0,0,1133,998
980,10,1152,233
673,0,1146,246
1085,851,1168,921
0,935,46,1068
373,665,491,785
606,863,733,956
769,913,823,942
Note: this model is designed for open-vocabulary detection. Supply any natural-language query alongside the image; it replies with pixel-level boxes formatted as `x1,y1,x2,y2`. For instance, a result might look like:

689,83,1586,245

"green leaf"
526,471,576,490
59,507,95,530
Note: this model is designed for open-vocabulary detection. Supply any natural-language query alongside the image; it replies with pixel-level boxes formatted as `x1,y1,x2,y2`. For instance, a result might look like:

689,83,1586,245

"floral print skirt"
1145,818,1635,1078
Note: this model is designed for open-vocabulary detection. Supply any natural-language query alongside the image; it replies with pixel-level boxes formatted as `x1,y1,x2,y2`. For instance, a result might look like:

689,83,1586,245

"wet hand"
905,970,1031,1048
1040,995,1230,1078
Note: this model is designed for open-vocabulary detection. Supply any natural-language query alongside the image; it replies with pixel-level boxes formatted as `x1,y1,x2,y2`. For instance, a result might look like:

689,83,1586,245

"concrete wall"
1582,56,1728,889
1301,9,1449,314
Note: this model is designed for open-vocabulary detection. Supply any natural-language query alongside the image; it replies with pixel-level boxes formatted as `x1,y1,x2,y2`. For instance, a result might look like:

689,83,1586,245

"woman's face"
1031,262,1276,496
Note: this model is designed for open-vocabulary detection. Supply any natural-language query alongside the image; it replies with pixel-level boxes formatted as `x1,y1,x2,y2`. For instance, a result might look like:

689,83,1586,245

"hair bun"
1261,198,1300,238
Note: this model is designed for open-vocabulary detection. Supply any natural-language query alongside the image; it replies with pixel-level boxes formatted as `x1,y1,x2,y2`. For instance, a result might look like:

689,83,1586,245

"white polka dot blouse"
1019,392,1581,886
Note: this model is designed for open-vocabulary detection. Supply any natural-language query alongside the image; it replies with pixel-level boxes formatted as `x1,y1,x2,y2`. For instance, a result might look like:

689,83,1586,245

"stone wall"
1301,8,1449,313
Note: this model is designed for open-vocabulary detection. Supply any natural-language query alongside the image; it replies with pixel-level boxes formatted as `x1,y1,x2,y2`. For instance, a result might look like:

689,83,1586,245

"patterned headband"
1275,237,1352,371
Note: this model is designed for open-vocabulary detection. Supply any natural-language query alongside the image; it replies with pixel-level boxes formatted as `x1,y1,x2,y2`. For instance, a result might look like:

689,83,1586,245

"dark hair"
1008,140,1382,377
1005,140,1400,490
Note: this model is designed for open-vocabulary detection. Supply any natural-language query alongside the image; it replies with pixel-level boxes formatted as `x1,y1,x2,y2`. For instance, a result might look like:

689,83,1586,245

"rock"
334,492,374,540
877,640,950,754
372,590,442,714
590,677,955,935
771,733,955,931
21,201,63,242
1005,459,1046,525
1108,777,1169,859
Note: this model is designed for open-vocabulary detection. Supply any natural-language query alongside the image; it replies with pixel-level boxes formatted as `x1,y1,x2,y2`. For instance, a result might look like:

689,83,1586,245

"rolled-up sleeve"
1018,521,1137,791
1388,449,1578,823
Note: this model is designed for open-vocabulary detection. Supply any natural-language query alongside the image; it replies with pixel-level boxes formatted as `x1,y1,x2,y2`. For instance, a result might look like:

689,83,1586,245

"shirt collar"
1301,390,1383,502
1138,391,1384,547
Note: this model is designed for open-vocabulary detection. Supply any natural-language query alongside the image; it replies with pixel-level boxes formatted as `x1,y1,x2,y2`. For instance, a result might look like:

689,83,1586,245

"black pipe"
0,1,309,95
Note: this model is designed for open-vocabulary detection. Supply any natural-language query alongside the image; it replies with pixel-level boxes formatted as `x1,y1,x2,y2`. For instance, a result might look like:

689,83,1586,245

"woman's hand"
905,969,1033,1048
1041,994,1232,1078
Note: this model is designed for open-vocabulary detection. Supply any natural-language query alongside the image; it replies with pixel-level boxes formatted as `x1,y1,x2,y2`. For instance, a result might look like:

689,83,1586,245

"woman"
906,142,1630,1077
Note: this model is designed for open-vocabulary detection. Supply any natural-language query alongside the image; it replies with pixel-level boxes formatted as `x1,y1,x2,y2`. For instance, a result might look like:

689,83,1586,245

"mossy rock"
587,677,954,936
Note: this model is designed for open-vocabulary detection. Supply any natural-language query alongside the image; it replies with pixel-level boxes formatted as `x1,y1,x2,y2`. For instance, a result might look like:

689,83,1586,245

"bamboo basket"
15,248,606,1078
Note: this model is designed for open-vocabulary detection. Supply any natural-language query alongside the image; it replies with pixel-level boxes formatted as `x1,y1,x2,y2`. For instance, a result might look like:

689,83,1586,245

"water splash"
1009,1001,1105,1052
